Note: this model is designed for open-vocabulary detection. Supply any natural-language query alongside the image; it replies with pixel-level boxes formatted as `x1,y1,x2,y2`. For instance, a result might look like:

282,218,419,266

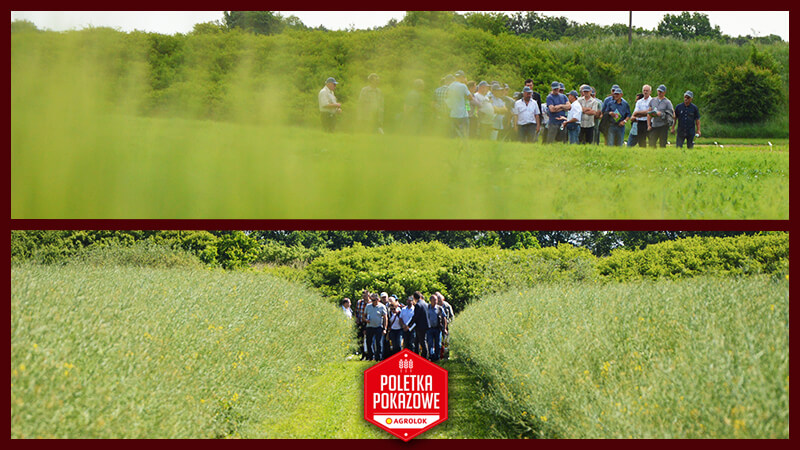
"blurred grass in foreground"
454,276,789,438
11,112,788,219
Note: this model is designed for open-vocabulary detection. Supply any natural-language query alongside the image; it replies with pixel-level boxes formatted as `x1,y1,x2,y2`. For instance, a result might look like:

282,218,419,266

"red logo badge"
364,349,448,441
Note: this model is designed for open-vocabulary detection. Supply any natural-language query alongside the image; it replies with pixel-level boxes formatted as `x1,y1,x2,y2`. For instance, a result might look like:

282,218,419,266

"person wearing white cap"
512,86,541,143
319,77,342,132
673,90,701,148
358,73,384,134
647,84,674,148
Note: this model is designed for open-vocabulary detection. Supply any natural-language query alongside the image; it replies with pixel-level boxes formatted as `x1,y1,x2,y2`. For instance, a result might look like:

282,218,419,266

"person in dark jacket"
412,291,430,359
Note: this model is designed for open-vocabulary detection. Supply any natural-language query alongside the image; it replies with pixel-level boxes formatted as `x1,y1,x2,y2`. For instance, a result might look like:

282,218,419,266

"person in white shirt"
399,296,417,352
474,81,496,139
341,298,353,319
318,77,342,132
630,84,653,147
564,90,583,144
512,86,541,143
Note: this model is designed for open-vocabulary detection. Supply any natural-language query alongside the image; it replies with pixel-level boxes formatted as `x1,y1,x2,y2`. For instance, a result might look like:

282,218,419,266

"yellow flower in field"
64,363,74,370
770,304,775,311
33,344,38,349
19,363,26,372
540,416,547,422
521,411,527,415
200,399,205,403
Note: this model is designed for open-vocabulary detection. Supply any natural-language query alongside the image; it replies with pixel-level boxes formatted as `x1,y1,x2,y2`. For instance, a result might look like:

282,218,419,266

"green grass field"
11,111,788,219
453,276,789,438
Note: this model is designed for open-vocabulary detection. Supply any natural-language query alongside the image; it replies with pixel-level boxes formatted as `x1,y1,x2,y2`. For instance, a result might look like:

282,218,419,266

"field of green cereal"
10,264,353,438
453,276,789,438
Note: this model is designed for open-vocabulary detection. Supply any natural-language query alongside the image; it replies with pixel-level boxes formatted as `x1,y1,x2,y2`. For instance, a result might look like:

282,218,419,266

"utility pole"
628,11,633,44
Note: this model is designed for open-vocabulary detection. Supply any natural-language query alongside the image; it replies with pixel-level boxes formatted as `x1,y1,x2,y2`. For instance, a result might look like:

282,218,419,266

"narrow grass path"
257,354,506,438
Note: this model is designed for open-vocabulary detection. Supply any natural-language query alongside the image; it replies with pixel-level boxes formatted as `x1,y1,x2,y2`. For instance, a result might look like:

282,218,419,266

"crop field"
453,276,789,438
11,253,789,438
10,264,353,438
11,111,788,219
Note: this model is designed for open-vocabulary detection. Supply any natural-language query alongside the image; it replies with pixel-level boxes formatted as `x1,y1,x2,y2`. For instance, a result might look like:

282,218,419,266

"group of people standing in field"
318,72,701,149
340,290,454,363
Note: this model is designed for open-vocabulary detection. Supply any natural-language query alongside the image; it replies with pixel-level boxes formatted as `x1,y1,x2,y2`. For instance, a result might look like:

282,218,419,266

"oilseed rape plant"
453,276,788,438
10,265,354,438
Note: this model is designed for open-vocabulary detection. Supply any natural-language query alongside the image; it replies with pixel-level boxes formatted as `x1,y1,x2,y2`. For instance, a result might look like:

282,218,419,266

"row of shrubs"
12,231,787,311
303,233,787,311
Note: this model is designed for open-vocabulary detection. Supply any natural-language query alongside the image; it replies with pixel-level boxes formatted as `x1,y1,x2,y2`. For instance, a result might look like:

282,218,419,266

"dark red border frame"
7,2,796,446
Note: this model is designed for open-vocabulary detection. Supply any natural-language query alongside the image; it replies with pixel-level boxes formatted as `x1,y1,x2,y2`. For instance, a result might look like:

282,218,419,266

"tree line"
213,11,783,45
11,230,768,267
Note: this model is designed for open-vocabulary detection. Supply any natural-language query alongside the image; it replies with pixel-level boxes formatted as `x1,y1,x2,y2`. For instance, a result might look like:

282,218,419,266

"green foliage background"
12,231,788,313
11,22,789,137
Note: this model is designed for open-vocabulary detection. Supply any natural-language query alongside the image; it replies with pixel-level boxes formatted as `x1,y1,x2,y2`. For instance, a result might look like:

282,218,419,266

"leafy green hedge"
597,233,789,281
304,234,788,309
304,242,597,311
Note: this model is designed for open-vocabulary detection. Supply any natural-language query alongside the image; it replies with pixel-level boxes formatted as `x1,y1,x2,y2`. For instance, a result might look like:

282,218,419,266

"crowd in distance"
340,290,453,363
318,72,702,148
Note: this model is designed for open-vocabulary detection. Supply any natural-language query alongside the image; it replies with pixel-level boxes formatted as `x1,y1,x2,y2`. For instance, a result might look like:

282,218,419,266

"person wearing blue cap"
601,87,631,146
545,81,570,144
673,90,701,148
598,84,620,144
319,77,342,132
647,84,674,148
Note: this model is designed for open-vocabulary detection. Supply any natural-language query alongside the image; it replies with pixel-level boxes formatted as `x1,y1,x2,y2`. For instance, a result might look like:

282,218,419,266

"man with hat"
512,86,541,143
563,90,583,144
647,84,674,147
358,73,384,134
489,82,510,141
474,81,496,139
578,84,602,144
673,90,701,148
523,78,543,128
446,70,474,139
601,86,631,146
598,84,620,144
319,77,342,132
545,81,570,144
